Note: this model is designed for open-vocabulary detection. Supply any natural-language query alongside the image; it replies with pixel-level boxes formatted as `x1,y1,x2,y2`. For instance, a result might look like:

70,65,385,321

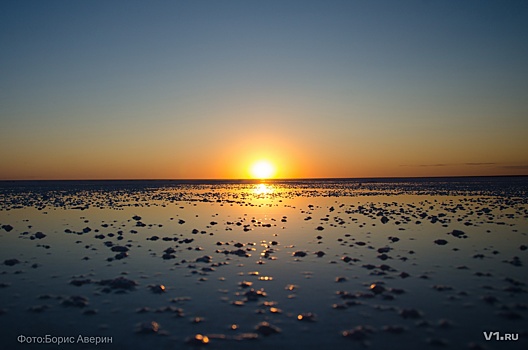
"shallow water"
1,178,527,349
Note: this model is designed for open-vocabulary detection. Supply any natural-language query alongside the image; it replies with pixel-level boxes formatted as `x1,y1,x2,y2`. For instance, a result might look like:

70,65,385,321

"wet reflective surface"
1,178,527,349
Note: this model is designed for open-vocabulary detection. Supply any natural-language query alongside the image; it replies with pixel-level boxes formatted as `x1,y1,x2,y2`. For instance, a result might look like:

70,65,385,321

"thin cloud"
420,164,449,167
401,162,497,168
499,165,528,170
400,163,451,168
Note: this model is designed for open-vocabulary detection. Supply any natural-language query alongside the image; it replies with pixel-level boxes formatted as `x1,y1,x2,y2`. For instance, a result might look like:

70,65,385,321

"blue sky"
1,1,527,179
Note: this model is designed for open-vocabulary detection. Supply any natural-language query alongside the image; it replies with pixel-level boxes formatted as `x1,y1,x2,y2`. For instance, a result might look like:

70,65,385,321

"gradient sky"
1,0,527,180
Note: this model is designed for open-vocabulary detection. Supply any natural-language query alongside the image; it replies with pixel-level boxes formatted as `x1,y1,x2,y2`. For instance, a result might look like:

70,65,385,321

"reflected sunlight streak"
253,183,274,196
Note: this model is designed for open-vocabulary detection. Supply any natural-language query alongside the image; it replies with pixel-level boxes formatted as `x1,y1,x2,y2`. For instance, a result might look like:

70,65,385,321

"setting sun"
250,160,276,179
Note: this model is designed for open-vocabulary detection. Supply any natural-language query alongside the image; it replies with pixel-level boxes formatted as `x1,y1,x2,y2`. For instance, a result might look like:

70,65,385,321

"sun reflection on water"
253,183,274,196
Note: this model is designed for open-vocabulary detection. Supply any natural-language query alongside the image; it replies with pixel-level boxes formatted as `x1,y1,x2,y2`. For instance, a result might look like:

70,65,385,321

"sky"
1,0,527,180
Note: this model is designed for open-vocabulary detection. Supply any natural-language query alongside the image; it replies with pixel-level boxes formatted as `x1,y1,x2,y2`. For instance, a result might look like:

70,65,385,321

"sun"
250,160,276,179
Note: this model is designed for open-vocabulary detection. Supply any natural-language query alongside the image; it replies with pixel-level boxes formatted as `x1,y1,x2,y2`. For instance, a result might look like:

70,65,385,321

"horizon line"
1,174,527,182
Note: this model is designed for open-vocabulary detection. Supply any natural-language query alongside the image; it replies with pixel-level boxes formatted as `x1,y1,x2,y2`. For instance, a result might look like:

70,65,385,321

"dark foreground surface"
1,177,527,349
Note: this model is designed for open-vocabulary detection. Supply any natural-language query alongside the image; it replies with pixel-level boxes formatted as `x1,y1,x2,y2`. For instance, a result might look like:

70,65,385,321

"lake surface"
1,177,527,349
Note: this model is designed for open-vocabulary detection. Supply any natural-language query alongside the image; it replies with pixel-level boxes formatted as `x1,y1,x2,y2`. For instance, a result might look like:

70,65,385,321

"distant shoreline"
0,174,527,183
0,174,527,186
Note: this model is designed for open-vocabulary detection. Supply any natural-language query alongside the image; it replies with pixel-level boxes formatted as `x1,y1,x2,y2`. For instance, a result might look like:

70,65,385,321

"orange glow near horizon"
0,129,526,180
